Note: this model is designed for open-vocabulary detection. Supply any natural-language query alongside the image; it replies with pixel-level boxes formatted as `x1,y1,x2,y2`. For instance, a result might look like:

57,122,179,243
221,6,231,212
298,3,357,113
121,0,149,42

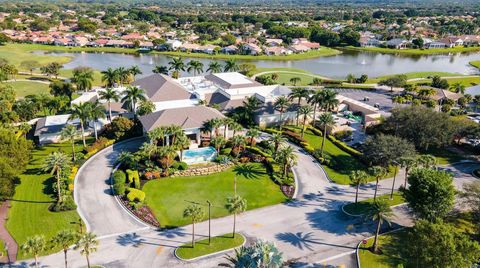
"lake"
40,49,480,79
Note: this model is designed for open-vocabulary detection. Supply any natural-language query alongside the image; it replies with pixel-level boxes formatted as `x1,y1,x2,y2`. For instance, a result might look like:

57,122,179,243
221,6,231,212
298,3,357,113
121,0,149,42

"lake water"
40,49,480,79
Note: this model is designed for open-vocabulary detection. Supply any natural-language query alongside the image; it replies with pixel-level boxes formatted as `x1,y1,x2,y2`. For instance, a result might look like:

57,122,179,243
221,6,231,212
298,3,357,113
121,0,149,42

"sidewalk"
0,201,17,264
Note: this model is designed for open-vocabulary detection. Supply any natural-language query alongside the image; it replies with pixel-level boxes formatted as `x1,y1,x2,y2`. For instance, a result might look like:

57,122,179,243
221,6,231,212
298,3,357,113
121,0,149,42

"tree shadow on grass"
233,164,264,179
23,167,44,175
42,176,56,197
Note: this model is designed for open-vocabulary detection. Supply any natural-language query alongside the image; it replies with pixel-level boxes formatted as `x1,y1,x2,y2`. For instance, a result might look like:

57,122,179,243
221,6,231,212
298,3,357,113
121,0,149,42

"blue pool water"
182,147,217,164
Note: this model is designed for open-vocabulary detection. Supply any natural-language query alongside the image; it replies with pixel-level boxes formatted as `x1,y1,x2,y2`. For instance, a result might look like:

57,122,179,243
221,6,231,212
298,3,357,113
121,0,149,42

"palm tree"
274,96,290,129
225,195,247,238
174,134,190,161
152,65,169,75
117,151,137,169
60,125,78,161
101,68,119,87
139,142,157,160
289,77,301,86
270,133,286,154
399,156,418,188
43,151,71,203
21,235,46,268
69,102,91,147
289,88,311,126
417,154,436,169
183,204,204,247
129,65,142,81
242,96,260,125
349,170,368,205
99,88,120,122
75,232,98,268
321,89,339,112
231,135,246,157
51,230,78,268
368,166,386,201
187,60,204,76
298,105,313,138
224,59,239,72
207,118,223,138
166,124,183,145
308,90,325,126
73,70,94,92
121,86,146,114
246,128,260,146
168,57,185,78
230,122,243,137
224,240,283,268
207,61,222,73
88,101,106,140
116,67,131,85
275,145,298,178
317,112,335,157
222,118,235,138
148,126,167,146
156,146,177,170
367,200,394,253
211,136,227,154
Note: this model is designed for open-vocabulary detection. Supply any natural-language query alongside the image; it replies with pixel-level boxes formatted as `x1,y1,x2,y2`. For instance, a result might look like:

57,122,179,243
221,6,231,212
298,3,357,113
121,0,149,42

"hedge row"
127,188,146,203
245,145,271,158
327,135,362,158
262,128,282,135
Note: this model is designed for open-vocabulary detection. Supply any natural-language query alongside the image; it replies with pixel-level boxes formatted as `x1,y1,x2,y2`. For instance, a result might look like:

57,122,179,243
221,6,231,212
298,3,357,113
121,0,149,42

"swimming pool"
181,146,217,165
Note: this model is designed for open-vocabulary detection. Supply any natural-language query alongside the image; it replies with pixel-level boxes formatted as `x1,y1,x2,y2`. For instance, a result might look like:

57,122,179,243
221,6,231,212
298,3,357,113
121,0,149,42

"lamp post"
206,200,211,245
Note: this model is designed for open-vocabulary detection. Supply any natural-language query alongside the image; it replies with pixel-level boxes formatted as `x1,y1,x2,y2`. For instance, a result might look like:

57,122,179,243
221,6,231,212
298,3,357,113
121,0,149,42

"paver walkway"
0,201,17,263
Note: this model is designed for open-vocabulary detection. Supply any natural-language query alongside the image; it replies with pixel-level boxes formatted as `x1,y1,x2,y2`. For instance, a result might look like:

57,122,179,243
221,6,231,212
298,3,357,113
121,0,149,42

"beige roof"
205,72,261,90
139,106,225,132
132,74,194,102
418,86,463,101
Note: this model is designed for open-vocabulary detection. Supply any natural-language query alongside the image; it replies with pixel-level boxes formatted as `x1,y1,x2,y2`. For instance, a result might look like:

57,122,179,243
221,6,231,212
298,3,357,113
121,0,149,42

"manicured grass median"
7,141,87,259
175,233,245,260
359,229,407,268
142,163,287,227
343,192,405,216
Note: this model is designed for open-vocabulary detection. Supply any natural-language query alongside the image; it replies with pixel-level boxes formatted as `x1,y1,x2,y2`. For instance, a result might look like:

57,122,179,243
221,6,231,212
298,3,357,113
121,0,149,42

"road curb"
173,233,246,262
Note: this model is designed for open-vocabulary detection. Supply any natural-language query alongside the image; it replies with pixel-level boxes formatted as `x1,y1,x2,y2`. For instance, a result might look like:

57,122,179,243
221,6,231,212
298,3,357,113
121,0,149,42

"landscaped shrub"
245,146,271,157
220,147,232,156
215,155,231,164
126,169,140,188
51,195,77,212
112,170,126,185
171,161,180,169
327,135,362,158
334,130,353,140
282,130,306,145
307,126,323,136
263,128,281,135
84,137,115,158
102,117,139,141
144,170,161,180
127,188,146,203
113,182,126,195
177,161,188,170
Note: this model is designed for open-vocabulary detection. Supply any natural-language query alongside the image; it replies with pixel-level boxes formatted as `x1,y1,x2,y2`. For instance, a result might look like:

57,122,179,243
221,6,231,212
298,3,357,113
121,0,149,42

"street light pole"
390,162,398,200
206,200,211,245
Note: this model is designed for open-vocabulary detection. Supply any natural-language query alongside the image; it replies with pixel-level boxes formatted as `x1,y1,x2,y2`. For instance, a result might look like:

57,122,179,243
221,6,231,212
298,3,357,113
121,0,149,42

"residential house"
165,39,182,50
221,45,238,54
386,38,410,49
264,46,291,55
265,38,283,47
438,36,464,48
242,43,262,55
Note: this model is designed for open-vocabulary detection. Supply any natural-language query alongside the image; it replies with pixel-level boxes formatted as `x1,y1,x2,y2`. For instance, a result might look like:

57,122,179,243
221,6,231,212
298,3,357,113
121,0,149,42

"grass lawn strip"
142,163,287,227
344,45,480,55
343,192,405,216
470,61,480,69
175,233,245,260
358,229,407,268
6,141,88,259
4,80,50,98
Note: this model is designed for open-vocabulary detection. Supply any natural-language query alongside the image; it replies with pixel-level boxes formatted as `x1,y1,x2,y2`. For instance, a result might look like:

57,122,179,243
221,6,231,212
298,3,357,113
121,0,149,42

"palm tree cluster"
152,58,240,78
69,100,106,146
22,231,98,268
101,66,143,87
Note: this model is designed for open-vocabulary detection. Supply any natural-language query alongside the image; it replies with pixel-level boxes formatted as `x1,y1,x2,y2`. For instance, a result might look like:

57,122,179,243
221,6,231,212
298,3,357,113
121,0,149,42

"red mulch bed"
119,197,160,227
281,185,295,198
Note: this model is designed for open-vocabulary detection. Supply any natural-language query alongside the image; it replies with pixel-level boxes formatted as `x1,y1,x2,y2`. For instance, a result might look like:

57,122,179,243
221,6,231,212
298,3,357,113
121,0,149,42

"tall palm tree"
270,133,286,154
51,230,78,268
224,59,239,72
231,135,246,157
321,89,339,112
101,68,119,87
60,124,78,161
246,128,260,146
88,101,106,140
211,136,226,153
399,156,418,188
208,118,223,138
289,77,301,86
242,96,260,125
174,134,190,161
225,195,247,238
152,65,169,75
75,232,98,268
367,200,394,253
275,145,298,178
187,60,204,76
21,235,46,268
207,61,222,73
298,105,313,138
417,154,436,169
166,125,183,145
222,118,235,138
183,204,204,247
230,122,243,137
156,146,177,170
73,72,94,92
99,88,120,122
121,86,146,114
70,102,91,147
43,151,71,203
289,88,312,126
168,57,185,78
317,112,335,157
349,170,368,205
129,65,142,81
369,166,386,201
274,96,290,129
148,126,167,146
308,90,325,126
116,67,131,85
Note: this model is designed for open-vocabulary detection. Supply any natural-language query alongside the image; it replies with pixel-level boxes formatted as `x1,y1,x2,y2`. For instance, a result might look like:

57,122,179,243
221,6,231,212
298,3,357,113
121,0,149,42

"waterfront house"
386,38,410,49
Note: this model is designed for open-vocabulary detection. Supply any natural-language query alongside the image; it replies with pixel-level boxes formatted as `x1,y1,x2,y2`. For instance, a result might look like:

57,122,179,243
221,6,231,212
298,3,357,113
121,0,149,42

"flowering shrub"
144,170,161,180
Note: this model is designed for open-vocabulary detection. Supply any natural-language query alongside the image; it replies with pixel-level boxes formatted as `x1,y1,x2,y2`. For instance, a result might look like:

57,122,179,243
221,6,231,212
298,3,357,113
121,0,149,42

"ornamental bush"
112,170,126,185
177,161,188,170
113,182,126,195
127,188,145,203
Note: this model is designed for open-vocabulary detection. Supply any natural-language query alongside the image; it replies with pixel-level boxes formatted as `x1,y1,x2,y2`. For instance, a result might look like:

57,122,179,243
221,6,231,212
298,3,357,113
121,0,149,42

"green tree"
207,61,222,73
363,134,416,167
224,59,239,72
129,65,142,81
60,124,78,161
320,89,339,112
289,77,301,86
317,112,335,157
298,105,313,138
51,229,78,268
101,68,119,87
137,100,155,116
211,135,226,153
21,235,46,268
49,81,75,103
87,101,106,140
41,62,63,79
269,133,286,154
186,60,204,76
69,102,91,147
121,86,146,114
404,168,455,221
152,65,169,75
173,134,190,161
43,151,71,203
273,96,290,129
349,170,368,204
183,204,204,247
288,88,311,126
246,128,260,146
367,200,393,253
75,232,98,268
368,166,387,201
99,88,120,122
378,74,408,91
275,145,298,178
399,156,418,188
72,67,94,92
225,195,247,238
308,90,325,126
168,57,185,78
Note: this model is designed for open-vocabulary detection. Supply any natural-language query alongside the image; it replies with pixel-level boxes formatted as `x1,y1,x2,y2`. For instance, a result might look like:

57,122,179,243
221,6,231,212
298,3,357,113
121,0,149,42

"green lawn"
424,147,466,165
5,81,50,98
142,163,287,227
358,229,407,268
253,67,313,75
175,233,245,260
367,71,465,84
6,141,87,259
0,43,72,68
470,61,480,69
344,46,480,55
343,192,405,216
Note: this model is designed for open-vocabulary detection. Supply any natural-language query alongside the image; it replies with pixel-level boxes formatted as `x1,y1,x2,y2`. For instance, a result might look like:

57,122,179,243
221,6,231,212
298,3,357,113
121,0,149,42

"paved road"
19,139,479,268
